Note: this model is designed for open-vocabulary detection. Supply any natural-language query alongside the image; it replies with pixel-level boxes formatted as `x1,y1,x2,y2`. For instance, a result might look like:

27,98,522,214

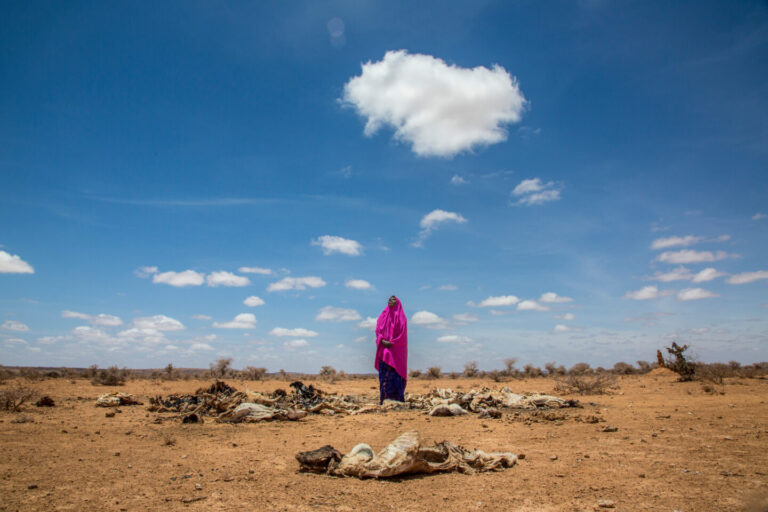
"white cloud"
555,312,575,321
0,250,34,274
650,235,703,250
71,325,111,342
677,288,720,301
133,315,185,331
342,50,526,157
345,279,373,290
206,271,250,287
267,276,326,292
692,267,726,283
62,310,91,320
726,270,768,285
539,292,573,303
238,266,272,275
436,335,474,344
753,213,766,220
438,284,457,291
650,267,694,282
357,317,377,330
415,209,467,246
192,314,212,320
624,286,663,300
270,327,319,337
311,235,363,256
656,250,733,264
2,337,27,345
517,300,549,311
478,295,520,307
452,313,479,323
411,310,448,329
153,270,205,287
61,310,122,326
316,306,361,322
213,313,257,329
511,178,561,206
116,327,167,344
553,324,570,333
450,175,468,185
2,320,29,332
190,342,214,351
284,339,309,348
134,266,158,278
243,296,265,307
36,335,70,345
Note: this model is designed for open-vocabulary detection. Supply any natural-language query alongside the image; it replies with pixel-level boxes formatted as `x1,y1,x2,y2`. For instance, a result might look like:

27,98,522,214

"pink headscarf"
374,296,408,380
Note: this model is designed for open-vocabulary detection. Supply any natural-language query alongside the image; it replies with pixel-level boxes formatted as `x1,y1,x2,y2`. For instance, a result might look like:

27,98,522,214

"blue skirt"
378,361,406,404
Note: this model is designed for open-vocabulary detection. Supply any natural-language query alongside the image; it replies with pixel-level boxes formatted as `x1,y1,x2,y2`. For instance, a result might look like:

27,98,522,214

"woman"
374,295,408,404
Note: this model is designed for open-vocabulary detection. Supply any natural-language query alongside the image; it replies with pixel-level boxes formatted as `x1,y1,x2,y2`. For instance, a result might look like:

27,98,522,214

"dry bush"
408,369,422,379
612,361,636,375
462,361,479,378
163,363,177,380
544,362,566,376
243,366,268,381
569,362,592,375
91,366,126,386
554,374,617,395
447,372,460,379
488,369,506,382
425,366,442,379
696,363,730,387
503,358,520,378
209,358,233,379
665,342,695,381
523,364,543,378
19,368,42,381
0,383,37,411
163,434,177,446
319,366,337,383
636,360,653,373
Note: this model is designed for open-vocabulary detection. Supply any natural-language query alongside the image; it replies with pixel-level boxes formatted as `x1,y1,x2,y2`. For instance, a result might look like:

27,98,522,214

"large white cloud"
267,276,326,292
677,288,720,301
415,209,467,246
213,313,257,329
243,296,265,307
511,178,562,206
315,306,361,322
2,320,29,332
153,270,205,287
133,315,185,331
206,271,250,287
342,50,526,157
311,235,362,256
345,279,373,290
726,270,768,285
269,327,319,337
0,250,34,274
478,295,520,307
539,292,573,304
656,250,732,264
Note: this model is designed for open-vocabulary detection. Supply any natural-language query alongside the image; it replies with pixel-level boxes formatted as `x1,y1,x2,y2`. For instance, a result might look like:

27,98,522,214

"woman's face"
388,296,398,308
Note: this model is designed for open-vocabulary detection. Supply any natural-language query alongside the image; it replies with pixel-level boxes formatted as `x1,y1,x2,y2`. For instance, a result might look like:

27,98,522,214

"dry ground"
1,371,767,512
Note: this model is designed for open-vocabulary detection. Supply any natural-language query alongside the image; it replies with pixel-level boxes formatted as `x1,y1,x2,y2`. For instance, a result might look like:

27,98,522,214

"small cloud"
437,284,457,291
192,314,212,320
153,270,205,287
345,279,373,290
649,266,693,282
357,317,377,330
190,342,214,351
311,235,363,256
411,310,447,329
61,310,92,320
133,315,185,331
316,306,362,322
134,266,158,278
0,250,34,274
624,286,663,301
655,250,734,264
327,17,345,49
333,165,352,178
726,270,768,285
267,276,326,292
450,174,468,185
270,327,319,337
478,295,519,307
414,209,467,247
677,288,720,301
2,320,29,332
752,213,766,221
553,324,570,333
206,271,250,287
517,300,549,312
692,268,726,283
243,296,266,307
238,266,272,275
213,313,257,329
436,335,474,344
284,339,309,349
36,335,70,345
336,344,345,349
511,178,562,206
555,312,575,321
539,292,573,303
452,313,479,323
650,235,703,250
354,336,367,343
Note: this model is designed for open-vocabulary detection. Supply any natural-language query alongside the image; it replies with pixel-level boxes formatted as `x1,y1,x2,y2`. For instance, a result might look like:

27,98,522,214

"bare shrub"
163,434,177,446
696,363,730,386
488,369,506,382
319,366,337,383
554,374,616,395
463,361,479,378
409,369,422,379
636,360,653,373
209,358,233,379
664,342,695,381
243,366,268,381
91,366,126,386
523,364,543,378
569,362,592,375
0,383,37,411
19,368,42,381
425,366,442,379
503,358,519,378
448,371,460,379
544,362,565,376
86,364,99,378
612,362,636,375
163,363,176,380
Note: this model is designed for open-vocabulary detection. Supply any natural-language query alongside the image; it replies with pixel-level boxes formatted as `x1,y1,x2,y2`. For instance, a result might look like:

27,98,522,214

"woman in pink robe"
374,295,408,403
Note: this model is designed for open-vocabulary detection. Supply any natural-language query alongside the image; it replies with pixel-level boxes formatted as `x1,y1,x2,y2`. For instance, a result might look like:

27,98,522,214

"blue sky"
1,1,767,372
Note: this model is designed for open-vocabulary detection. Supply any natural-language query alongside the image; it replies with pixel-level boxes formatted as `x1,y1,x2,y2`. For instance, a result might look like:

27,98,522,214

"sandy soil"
1,372,767,512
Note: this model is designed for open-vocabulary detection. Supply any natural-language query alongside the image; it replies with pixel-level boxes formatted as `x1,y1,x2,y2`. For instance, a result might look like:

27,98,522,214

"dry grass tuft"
554,374,617,395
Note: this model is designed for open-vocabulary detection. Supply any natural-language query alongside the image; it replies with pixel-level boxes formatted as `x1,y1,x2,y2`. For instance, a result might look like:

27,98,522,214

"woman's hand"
381,339,393,348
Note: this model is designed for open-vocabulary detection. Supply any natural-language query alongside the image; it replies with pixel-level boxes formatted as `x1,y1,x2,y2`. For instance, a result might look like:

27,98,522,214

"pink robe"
374,297,408,380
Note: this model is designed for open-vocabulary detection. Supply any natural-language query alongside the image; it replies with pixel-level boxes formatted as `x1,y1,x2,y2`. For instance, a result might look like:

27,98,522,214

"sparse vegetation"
0,383,36,411
408,369,422,379
319,366,337,383
426,366,442,379
555,374,616,395
209,358,233,379
569,362,592,375
91,366,126,386
163,434,177,446
665,342,695,381
462,361,478,378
